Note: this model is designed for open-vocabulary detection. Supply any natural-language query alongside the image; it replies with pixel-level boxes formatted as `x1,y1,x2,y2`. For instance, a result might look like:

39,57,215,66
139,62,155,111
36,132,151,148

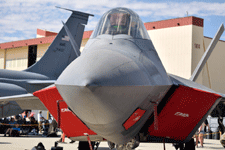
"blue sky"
0,0,225,43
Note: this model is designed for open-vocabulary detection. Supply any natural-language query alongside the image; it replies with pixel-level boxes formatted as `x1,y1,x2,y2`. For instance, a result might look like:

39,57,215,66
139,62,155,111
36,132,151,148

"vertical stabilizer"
25,9,93,79
190,23,224,82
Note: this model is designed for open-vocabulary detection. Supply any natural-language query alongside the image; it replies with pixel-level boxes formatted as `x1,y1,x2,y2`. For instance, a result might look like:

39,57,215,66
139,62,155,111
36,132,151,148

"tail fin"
25,8,93,79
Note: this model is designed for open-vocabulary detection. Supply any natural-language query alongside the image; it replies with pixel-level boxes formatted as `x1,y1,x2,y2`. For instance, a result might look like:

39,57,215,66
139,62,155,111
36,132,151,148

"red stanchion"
62,133,65,143
84,133,93,150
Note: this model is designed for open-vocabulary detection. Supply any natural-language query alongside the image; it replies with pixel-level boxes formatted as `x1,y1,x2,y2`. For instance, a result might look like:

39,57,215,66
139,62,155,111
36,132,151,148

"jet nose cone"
56,49,150,120
55,49,154,144
56,49,149,87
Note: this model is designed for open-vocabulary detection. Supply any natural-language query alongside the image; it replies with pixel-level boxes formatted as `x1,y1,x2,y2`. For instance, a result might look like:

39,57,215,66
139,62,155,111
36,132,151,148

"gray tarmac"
0,134,223,150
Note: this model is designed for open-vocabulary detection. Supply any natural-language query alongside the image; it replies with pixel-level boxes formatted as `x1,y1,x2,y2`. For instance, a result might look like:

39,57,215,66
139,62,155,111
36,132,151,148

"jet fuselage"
56,33,172,143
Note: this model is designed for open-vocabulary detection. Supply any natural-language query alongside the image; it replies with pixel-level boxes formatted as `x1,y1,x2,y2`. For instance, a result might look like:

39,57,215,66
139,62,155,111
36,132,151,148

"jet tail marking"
62,21,80,57
190,23,224,81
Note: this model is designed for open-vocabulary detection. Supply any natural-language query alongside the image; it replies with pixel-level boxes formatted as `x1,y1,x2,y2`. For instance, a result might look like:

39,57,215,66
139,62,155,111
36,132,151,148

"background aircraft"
0,7,93,117
0,7,224,150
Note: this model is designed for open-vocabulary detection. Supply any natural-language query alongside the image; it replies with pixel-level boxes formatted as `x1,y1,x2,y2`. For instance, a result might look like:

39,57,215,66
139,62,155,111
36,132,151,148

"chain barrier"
0,122,51,127
203,132,220,136
194,131,222,139
0,122,222,140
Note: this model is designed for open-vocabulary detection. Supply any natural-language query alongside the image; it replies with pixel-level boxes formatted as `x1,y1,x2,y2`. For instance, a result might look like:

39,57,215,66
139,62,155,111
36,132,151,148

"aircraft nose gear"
108,141,115,149
115,135,140,150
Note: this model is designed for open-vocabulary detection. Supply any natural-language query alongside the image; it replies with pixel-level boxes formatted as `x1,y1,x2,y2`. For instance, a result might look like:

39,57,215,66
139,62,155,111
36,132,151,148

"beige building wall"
37,43,51,61
191,25,205,85
148,23,225,93
80,38,89,53
0,42,83,72
0,50,5,69
202,38,225,93
148,25,193,79
1,43,51,71
5,46,28,71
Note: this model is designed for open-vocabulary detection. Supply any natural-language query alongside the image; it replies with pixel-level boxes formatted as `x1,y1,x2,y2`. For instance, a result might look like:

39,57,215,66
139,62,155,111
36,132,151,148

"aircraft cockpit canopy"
91,7,150,39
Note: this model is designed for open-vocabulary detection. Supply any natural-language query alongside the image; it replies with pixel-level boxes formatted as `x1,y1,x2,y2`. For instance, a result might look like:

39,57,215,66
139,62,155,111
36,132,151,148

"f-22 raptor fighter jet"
1,7,225,150
34,7,225,150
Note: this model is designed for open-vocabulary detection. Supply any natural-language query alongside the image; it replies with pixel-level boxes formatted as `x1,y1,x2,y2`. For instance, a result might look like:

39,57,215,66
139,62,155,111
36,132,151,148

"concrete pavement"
0,134,223,150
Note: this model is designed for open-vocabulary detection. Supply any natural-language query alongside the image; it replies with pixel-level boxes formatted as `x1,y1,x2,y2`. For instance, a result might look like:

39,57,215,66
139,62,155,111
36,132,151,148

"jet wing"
144,74,224,143
25,80,55,85
0,93,47,112
0,82,54,112
0,93,36,101
0,93,47,117
0,81,49,117
169,74,221,94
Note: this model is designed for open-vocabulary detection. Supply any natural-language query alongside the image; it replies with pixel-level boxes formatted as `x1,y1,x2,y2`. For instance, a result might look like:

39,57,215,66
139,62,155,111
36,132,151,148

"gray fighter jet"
0,7,93,117
54,7,225,146
0,7,224,150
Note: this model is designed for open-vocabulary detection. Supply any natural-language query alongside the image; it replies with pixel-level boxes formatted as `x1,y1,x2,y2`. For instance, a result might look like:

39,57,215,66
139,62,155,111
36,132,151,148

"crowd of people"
0,111,220,147
0,110,78,146
0,110,45,137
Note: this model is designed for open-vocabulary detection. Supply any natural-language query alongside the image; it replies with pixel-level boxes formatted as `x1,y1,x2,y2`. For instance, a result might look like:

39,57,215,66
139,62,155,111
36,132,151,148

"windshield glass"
91,7,150,39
